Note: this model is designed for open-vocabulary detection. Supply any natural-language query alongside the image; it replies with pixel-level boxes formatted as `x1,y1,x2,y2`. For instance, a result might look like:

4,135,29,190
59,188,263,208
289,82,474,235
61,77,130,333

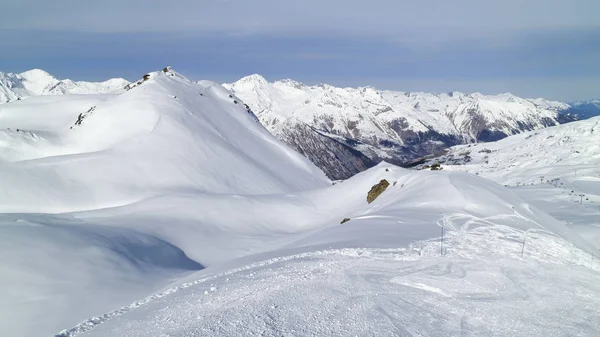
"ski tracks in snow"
56,224,600,337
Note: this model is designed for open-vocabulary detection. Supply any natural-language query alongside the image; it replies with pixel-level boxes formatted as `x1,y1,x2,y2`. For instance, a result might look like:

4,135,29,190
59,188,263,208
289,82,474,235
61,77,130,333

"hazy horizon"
2,0,599,101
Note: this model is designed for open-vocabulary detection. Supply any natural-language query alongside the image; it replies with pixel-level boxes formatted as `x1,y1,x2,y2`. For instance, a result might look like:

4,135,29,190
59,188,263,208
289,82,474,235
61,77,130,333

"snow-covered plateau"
1,68,599,337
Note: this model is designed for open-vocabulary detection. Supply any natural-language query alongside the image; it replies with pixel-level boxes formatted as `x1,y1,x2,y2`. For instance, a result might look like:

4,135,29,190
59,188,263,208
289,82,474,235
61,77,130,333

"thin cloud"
2,0,599,35
1,1,598,101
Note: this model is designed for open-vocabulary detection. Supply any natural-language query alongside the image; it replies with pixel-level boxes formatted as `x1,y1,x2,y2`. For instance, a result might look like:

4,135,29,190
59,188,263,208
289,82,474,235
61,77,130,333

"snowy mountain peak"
572,98,600,105
18,68,55,84
1,66,329,210
274,78,305,88
235,74,269,86
19,68,52,77
0,69,129,103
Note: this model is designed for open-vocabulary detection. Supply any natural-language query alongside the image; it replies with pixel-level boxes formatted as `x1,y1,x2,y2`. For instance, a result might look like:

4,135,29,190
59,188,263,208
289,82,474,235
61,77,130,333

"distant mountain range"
224,75,599,179
569,99,600,120
0,69,128,102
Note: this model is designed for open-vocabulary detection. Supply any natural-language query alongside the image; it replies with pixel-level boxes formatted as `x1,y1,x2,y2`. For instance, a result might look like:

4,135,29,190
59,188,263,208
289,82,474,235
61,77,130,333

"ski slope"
429,116,600,184
1,68,599,337
64,248,600,337
424,116,600,250
57,164,600,337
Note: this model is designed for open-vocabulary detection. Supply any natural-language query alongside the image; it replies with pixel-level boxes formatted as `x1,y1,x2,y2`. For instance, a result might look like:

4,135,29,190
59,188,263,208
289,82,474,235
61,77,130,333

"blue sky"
1,0,599,101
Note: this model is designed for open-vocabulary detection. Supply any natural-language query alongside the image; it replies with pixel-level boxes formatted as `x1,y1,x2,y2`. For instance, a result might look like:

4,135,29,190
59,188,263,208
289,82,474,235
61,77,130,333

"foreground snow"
53,163,600,337
63,247,600,337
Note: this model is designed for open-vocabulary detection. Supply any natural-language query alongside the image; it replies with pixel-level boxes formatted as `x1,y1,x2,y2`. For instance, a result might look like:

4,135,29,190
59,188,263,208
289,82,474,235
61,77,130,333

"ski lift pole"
441,225,444,257
521,230,528,257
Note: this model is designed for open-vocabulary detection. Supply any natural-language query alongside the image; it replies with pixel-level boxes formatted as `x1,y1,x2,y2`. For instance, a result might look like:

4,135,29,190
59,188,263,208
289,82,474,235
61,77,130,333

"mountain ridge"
224,74,591,179
0,69,129,103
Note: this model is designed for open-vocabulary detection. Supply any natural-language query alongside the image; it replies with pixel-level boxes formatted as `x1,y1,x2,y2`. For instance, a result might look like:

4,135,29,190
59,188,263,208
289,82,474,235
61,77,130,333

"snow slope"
0,68,328,213
2,68,599,337
0,69,129,103
69,250,600,337
58,164,600,337
425,116,600,186
422,116,600,249
224,75,577,179
0,67,329,336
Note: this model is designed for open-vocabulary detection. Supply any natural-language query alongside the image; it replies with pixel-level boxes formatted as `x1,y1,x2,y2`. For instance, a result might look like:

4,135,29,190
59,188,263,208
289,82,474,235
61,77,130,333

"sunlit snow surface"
1,69,599,336
67,248,600,337
432,116,600,249
57,163,600,337
223,75,569,146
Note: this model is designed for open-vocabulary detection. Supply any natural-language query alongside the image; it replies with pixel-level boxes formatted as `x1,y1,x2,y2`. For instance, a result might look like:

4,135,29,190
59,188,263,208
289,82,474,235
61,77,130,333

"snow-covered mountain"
421,115,600,185
2,67,599,337
0,67,327,211
0,67,329,336
224,75,581,179
420,116,600,247
0,69,129,102
570,99,600,119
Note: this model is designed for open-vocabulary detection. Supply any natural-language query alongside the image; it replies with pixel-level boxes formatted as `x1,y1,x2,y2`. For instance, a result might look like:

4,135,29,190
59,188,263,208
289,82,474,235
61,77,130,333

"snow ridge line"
54,248,388,337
